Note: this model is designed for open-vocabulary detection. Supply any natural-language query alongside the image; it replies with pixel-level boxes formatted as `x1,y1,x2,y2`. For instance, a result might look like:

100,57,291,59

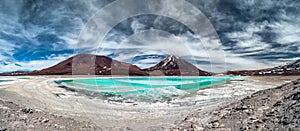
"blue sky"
0,0,300,72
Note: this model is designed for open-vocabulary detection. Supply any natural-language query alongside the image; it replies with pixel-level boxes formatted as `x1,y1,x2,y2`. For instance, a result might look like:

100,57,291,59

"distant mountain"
0,71,31,76
0,54,213,76
226,59,300,76
143,55,212,76
27,54,148,76
2,55,299,76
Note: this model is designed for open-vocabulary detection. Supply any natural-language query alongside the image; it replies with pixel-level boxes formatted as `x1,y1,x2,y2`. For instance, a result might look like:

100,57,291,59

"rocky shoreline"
175,78,300,130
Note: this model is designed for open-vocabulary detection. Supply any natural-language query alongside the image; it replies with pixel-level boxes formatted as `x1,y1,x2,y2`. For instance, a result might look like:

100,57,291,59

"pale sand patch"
249,75,300,84
0,75,299,130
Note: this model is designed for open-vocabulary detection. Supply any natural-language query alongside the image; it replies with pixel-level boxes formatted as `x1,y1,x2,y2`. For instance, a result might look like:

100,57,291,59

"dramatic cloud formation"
0,0,299,72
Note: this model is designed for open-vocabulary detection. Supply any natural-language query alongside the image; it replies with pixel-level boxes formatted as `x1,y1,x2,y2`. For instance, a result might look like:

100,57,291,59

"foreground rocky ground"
175,78,300,130
0,100,100,130
1,76,299,130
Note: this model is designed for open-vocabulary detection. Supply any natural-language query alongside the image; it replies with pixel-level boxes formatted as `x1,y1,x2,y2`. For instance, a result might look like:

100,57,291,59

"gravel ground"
175,78,300,131
0,76,299,130
0,99,100,131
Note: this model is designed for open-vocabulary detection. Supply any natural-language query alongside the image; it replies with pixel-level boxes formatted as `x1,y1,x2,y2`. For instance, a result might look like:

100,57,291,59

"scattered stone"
42,119,49,123
211,122,219,128
34,109,42,113
21,107,33,114
235,105,248,111
0,99,100,130
175,78,300,130
0,128,7,131
19,114,27,120
290,92,300,100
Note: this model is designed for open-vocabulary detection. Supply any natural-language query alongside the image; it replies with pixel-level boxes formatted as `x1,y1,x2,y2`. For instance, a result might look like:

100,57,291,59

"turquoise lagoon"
58,76,239,100
0,80,13,83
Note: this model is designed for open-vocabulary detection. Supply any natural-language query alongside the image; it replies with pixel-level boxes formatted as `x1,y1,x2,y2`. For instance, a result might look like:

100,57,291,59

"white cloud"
0,39,17,61
95,29,229,72
271,21,300,49
225,22,270,51
0,54,72,73
131,20,146,33
224,54,275,70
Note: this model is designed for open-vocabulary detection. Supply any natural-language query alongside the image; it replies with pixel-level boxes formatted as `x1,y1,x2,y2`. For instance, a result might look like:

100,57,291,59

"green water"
58,76,237,98
0,80,13,83
18,77,31,80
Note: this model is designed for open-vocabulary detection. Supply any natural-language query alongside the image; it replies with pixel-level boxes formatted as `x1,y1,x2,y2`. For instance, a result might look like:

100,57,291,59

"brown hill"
226,59,300,76
29,54,148,76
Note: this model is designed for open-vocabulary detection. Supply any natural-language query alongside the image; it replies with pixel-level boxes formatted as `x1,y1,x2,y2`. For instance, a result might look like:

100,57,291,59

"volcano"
143,55,212,76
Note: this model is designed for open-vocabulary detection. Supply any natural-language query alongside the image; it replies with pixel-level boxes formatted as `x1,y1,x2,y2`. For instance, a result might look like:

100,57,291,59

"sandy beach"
0,75,299,130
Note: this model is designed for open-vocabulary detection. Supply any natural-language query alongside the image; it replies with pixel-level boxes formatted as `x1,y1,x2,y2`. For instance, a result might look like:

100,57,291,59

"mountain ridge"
2,54,299,76
0,54,211,76
226,59,300,76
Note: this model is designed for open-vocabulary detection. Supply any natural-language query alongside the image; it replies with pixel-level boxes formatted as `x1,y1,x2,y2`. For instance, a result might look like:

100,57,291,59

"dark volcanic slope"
175,79,300,130
30,54,148,76
143,55,212,76
226,59,300,76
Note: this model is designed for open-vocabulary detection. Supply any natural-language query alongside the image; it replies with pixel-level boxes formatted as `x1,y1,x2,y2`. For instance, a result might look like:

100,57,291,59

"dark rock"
42,119,49,123
273,101,282,107
0,128,7,131
291,92,300,100
234,105,248,111
21,107,34,114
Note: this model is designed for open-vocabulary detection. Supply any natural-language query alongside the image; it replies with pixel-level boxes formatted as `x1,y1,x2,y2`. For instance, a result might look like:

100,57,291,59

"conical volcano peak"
143,55,212,76
168,55,179,59
162,55,180,64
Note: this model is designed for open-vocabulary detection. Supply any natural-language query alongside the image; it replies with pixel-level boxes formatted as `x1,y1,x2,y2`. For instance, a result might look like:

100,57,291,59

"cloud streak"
0,0,300,72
